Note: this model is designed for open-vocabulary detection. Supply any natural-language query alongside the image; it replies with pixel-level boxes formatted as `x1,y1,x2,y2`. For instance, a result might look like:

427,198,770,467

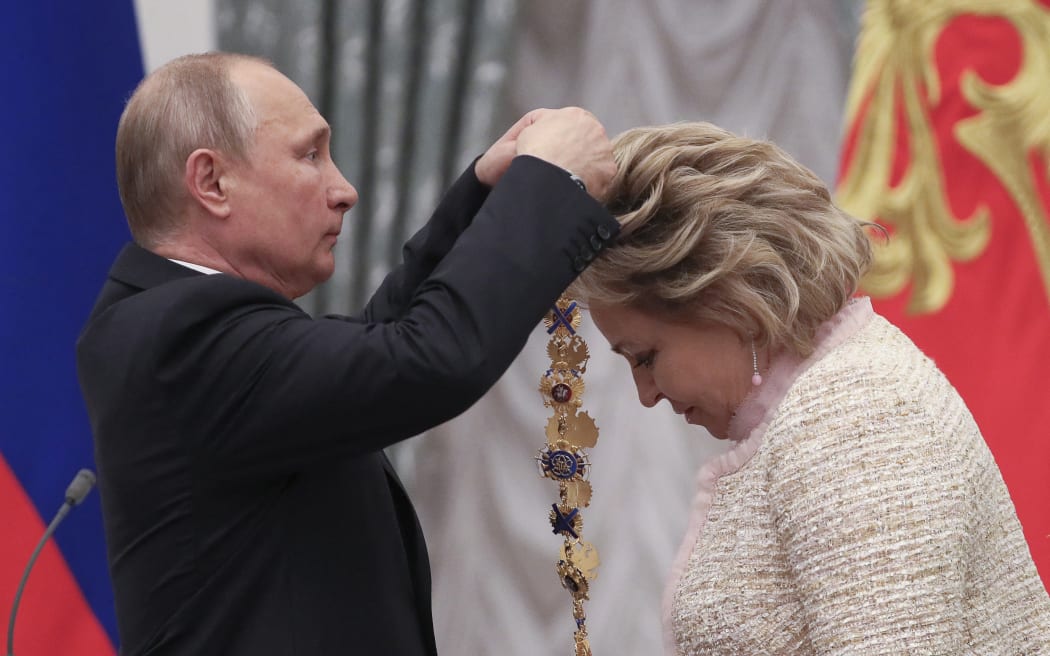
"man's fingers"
501,108,550,140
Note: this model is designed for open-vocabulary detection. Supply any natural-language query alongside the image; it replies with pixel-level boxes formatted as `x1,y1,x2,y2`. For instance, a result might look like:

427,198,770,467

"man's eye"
632,352,655,369
305,150,319,161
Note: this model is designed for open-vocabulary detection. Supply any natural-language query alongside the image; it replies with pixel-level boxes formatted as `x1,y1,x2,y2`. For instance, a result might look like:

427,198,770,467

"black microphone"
6,469,97,656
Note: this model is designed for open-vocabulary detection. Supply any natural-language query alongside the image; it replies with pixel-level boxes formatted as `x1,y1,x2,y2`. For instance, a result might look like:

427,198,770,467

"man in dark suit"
76,52,617,655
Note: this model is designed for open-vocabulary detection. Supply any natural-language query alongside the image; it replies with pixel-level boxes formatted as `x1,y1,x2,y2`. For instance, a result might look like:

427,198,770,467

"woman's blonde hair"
569,122,873,357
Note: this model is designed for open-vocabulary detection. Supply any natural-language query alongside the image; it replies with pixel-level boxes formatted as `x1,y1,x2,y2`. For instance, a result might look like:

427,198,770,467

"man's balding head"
115,52,267,246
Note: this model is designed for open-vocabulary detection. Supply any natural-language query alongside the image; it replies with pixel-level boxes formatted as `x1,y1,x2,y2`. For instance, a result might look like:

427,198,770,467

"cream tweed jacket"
665,298,1050,655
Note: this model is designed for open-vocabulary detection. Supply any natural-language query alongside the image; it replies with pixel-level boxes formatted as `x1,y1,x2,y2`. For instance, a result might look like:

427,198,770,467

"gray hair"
115,52,265,245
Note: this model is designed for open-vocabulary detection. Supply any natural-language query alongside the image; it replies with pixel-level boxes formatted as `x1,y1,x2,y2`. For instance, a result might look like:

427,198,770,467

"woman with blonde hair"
570,122,1050,654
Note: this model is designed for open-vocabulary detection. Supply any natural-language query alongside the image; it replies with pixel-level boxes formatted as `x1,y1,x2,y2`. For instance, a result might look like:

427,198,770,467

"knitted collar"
726,297,875,444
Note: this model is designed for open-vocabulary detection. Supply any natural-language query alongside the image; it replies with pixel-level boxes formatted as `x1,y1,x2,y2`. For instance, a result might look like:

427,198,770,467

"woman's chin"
686,410,729,440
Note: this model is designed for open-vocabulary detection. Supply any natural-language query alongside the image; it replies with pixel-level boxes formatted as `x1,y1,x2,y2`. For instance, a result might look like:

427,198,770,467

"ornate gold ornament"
536,297,600,654
547,333,591,374
837,0,1050,313
539,370,586,414
543,299,583,335
561,480,593,509
561,540,601,582
555,559,590,600
544,411,599,449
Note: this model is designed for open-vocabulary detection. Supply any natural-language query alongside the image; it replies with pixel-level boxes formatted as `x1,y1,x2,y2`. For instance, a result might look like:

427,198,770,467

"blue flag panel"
0,0,145,646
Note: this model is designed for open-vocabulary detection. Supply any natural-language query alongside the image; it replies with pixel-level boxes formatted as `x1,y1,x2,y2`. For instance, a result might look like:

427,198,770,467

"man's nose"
329,169,358,212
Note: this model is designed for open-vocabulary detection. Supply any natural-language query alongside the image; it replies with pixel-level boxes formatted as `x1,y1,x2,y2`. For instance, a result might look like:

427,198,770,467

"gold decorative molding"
838,0,1050,313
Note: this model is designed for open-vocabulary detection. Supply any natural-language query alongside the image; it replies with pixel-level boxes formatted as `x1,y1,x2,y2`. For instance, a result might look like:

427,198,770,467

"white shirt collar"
168,258,223,275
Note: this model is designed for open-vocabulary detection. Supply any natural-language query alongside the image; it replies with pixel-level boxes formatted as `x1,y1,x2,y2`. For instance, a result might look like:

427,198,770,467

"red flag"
837,0,1050,589
0,458,113,654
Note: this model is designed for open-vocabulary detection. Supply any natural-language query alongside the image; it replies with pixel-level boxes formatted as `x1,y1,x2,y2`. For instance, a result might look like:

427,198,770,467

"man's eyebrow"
306,124,331,143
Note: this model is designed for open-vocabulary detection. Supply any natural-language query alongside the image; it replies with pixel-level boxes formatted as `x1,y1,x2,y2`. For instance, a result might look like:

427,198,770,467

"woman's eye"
632,352,655,369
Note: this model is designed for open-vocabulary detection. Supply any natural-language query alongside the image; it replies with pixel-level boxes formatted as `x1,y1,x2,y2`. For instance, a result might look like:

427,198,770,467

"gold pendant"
561,540,600,581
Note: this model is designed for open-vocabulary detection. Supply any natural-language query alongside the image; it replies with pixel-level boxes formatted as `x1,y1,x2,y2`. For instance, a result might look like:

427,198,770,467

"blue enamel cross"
547,301,578,335
551,503,579,539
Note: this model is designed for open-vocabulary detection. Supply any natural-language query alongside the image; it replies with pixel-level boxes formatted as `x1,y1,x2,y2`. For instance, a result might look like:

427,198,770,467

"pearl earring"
751,340,763,386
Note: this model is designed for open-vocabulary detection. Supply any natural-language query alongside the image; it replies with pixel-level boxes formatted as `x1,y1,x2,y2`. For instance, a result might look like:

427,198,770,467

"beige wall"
133,0,215,72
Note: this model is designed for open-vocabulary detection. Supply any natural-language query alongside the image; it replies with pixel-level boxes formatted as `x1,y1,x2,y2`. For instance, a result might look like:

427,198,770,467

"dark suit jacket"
76,157,618,655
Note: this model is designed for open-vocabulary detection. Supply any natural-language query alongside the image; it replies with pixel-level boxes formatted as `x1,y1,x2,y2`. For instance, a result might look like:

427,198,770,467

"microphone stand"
6,469,96,656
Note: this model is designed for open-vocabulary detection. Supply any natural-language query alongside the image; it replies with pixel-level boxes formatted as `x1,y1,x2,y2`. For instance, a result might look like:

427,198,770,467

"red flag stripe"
0,455,115,655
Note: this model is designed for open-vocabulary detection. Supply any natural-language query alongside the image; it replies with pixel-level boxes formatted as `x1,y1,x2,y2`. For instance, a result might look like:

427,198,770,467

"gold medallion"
556,559,590,601
543,299,583,336
547,334,591,374
562,479,593,509
539,370,585,413
561,411,598,449
561,540,601,581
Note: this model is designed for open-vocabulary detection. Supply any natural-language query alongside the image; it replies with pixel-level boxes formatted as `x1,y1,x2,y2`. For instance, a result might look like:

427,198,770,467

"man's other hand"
515,107,616,202
474,108,550,188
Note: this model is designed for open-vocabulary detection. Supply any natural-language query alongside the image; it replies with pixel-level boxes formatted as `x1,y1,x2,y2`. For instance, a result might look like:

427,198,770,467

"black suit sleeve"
353,159,490,323
142,156,616,481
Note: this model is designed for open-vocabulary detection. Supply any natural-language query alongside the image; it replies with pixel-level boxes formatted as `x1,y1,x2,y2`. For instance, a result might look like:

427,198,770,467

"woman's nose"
634,373,662,408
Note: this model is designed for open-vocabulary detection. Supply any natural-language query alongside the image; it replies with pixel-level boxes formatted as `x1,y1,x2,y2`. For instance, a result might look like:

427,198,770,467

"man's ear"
184,148,233,219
